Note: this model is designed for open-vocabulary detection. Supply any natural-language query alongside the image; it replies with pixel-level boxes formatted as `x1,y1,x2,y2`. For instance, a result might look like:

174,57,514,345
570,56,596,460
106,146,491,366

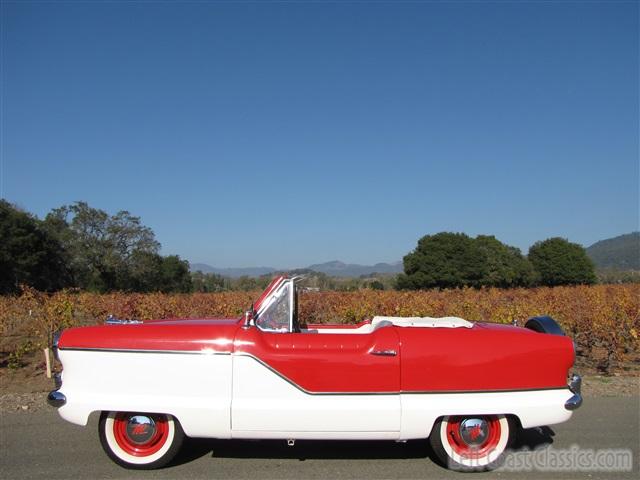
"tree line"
2,199,598,295
397,232,596,289
1,200,191,294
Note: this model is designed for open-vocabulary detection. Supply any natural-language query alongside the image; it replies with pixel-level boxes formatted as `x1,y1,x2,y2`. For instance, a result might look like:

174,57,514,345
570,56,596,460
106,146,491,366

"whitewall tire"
429,414,513,471
99,411,184,469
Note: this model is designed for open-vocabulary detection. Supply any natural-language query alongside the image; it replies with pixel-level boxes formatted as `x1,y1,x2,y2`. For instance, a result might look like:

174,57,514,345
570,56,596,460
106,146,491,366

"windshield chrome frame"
255,276,303,333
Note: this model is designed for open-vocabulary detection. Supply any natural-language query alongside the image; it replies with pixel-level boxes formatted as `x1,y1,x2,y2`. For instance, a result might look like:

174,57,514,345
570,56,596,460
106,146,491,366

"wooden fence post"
44,348,51,379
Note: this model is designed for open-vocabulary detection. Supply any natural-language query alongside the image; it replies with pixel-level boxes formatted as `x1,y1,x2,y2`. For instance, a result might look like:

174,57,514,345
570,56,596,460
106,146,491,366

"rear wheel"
99,411,184,469
429,414,513,471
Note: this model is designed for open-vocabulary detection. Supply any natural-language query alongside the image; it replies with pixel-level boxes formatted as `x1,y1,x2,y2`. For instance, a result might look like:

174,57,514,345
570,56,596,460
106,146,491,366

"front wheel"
99,411,184,469
429,414,513,471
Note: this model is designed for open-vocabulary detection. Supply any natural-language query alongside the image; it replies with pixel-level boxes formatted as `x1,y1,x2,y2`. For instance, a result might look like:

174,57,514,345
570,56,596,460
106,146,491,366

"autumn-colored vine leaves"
1,285,637,373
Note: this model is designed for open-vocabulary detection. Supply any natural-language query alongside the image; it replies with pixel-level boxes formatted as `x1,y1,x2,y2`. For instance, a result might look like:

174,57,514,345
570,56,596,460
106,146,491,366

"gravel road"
1,396,638,479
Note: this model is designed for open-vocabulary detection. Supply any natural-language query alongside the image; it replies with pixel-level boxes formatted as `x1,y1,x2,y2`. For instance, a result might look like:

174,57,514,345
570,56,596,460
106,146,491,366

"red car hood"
58,317,241,354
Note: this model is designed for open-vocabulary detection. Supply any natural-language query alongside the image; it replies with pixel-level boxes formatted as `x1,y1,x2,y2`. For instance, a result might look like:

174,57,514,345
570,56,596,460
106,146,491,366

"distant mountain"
190,264,276,278
190,263,217,273
306,260,403,277
190,260,403,278
191,233,640,278
586,232,640,270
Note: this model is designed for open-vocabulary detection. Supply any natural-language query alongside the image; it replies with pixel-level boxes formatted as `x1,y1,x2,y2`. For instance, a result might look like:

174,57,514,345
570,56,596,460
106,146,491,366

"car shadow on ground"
171,438,434,466
513,426,555,450
169,426,555,467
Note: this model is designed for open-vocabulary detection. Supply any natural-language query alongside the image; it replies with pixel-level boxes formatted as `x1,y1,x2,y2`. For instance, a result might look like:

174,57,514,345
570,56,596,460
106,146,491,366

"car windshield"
256,281,292,332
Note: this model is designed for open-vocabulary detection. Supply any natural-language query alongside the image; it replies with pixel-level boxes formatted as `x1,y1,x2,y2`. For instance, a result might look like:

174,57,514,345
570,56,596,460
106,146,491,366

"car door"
231,324,401,437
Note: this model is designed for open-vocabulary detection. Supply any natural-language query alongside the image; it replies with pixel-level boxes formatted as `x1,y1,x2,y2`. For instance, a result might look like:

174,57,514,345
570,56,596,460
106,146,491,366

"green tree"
475,235,537,288
397,232,488,289
0,200,71,293
528,237,597,286
234,276,259,291
158,255,192,293
191,271,229,292
43,202,160,292
127,251,163,292
128,253,192,293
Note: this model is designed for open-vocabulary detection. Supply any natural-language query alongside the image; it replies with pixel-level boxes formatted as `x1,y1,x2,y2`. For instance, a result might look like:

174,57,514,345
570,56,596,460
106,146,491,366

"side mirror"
242,310,255,329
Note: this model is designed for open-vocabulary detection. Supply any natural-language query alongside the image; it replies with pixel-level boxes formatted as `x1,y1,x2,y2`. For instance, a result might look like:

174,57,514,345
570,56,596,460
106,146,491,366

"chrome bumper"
47,390,66,408
565,374,583,411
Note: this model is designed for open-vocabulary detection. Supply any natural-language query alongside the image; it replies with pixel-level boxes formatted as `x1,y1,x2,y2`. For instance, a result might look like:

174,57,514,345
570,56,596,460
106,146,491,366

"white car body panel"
57,350,232,438
231,354,400,437
400,389,574,439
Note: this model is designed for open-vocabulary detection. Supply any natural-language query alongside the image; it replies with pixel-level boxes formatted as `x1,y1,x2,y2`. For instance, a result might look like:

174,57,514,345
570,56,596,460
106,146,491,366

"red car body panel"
59,319,239,354
59,317,574,394
397,323,574,392
233,325,401,393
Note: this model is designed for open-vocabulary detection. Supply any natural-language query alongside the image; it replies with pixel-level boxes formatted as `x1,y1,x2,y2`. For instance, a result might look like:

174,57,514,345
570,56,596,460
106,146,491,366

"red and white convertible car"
49,276,582,471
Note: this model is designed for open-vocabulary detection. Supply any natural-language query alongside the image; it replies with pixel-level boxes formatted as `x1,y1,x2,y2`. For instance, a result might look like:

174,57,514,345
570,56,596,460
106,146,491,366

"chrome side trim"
47,390,66,408
59,347,231,355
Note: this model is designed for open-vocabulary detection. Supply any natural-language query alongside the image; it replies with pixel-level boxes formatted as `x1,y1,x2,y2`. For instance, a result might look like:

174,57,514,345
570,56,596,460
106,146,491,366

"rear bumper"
47,390,66,408
564,374,582,411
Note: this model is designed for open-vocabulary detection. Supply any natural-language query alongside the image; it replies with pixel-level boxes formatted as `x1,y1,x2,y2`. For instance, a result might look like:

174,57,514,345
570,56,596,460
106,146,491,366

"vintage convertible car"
48,276,582,471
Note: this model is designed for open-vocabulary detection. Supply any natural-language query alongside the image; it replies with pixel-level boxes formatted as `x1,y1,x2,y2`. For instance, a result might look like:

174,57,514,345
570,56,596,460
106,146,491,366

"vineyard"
1,284,638,374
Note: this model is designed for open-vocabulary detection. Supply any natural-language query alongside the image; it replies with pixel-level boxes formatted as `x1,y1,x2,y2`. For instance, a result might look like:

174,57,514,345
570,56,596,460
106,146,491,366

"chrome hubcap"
459,418,489,446
125,415,156,444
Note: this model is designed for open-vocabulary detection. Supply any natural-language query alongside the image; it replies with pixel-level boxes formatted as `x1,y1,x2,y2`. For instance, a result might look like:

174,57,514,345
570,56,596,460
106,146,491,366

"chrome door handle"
370,349,397,356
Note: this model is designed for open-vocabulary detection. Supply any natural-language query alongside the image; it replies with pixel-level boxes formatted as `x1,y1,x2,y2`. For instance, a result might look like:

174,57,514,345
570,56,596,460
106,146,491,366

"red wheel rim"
446,415,501,458
113,413,169,457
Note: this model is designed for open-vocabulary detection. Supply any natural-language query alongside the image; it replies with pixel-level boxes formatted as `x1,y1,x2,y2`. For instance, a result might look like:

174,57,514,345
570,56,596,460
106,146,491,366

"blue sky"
1,1,638,268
